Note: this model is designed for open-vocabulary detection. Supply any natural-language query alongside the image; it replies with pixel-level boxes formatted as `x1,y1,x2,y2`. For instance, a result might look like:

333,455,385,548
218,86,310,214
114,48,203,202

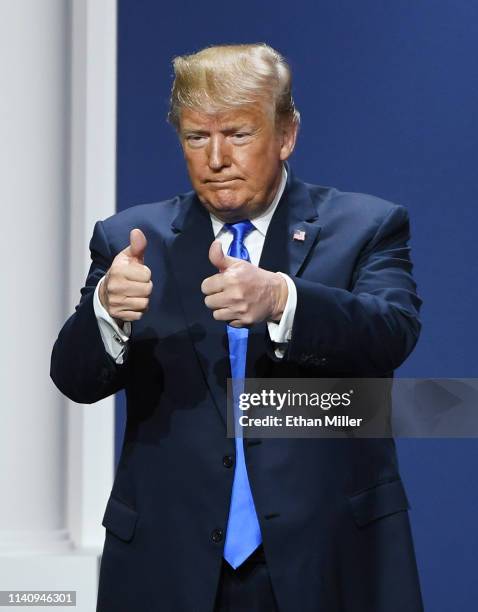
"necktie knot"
224,220,254,260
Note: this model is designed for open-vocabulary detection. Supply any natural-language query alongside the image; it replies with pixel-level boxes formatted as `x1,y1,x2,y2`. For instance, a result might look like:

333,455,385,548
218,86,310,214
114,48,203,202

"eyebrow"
181,128,209,136
181,123,255,135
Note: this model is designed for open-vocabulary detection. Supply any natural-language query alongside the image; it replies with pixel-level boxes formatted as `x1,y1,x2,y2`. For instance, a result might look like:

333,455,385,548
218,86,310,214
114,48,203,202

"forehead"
179,104,272,131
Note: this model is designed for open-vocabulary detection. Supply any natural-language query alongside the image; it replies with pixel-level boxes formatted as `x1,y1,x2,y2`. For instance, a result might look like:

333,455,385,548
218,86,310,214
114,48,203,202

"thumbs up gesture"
99,228,153,323
201,240,288,327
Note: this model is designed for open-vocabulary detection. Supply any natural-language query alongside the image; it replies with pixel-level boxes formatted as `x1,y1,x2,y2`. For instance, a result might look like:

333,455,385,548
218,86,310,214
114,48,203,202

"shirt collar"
209,165,288,238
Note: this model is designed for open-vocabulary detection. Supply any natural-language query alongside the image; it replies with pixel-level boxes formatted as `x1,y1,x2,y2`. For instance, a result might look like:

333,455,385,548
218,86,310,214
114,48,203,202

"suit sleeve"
278,205,422,375
50,220,128,403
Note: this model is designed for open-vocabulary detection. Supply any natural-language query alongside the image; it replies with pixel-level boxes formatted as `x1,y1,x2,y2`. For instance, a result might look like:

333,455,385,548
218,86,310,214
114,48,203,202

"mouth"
205,178,241,185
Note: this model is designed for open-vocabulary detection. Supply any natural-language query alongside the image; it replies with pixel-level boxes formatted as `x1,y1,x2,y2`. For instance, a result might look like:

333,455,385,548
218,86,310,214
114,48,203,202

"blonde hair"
168,43,300,130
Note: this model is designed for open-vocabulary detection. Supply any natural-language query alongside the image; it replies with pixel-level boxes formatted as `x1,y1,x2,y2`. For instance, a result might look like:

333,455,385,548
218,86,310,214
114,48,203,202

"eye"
185,134,207,147
230,132,251,143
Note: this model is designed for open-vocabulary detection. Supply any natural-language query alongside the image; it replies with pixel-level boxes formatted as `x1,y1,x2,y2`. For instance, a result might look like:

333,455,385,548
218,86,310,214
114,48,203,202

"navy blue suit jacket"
51,167,424,612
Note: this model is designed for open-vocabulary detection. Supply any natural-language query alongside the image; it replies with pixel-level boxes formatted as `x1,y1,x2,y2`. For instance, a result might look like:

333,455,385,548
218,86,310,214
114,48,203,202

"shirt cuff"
267,273,297,358
93,277,131,364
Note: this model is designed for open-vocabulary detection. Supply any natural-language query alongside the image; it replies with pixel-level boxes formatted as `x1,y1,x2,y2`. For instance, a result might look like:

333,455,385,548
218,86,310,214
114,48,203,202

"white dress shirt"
93,165,297,363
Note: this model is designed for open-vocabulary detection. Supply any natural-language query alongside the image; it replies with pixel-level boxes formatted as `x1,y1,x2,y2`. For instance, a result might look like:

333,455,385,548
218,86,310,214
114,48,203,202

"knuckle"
108,280,123,295
230,267,244,281
224,272,236,286
106,279,118,295
110,264,125,279
232,291,245,303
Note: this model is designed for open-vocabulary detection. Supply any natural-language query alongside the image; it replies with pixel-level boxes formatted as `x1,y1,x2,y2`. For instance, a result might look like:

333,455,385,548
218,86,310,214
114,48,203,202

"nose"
207,134,231,171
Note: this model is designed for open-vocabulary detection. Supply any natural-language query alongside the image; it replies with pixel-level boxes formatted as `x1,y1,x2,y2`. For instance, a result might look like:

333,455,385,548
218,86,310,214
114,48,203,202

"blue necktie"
223,220,262,569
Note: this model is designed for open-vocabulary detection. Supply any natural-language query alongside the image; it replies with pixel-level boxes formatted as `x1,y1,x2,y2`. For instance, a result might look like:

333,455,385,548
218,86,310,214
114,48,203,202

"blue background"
116,1,478,608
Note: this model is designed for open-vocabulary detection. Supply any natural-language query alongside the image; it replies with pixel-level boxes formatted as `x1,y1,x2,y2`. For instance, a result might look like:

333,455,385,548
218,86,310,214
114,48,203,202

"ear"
279,120,298,161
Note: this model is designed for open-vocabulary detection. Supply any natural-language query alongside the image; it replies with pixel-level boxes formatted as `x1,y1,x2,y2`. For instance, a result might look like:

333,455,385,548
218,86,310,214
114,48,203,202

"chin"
211,204,247,222
204,190,249,214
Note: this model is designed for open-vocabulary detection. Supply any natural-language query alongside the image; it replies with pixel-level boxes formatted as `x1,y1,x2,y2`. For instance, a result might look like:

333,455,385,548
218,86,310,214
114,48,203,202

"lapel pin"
293,229,306,242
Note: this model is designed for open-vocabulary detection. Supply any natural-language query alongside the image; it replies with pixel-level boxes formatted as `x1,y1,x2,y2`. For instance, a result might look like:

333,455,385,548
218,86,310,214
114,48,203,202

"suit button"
211,529,224,543
319,357,327,366
223,455,234,468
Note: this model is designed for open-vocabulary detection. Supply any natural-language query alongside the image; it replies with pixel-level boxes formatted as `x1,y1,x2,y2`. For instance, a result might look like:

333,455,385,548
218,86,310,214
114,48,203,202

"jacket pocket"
348,478,410,527
102,495,138,542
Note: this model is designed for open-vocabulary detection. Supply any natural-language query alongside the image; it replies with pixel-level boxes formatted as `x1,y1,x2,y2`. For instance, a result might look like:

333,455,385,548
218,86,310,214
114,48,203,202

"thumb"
127,228,147,262
209,240,236,272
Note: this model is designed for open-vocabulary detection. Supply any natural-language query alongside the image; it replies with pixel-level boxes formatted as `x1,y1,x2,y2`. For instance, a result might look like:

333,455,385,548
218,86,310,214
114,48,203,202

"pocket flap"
102,495,138,542
349,478,410,527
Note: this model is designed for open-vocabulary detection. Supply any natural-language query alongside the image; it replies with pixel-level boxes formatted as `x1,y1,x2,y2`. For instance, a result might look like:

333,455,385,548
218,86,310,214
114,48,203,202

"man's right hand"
99,228,153,324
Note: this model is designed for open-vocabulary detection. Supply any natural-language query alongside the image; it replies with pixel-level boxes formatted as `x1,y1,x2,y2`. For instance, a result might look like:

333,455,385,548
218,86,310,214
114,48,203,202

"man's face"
179,103,297,222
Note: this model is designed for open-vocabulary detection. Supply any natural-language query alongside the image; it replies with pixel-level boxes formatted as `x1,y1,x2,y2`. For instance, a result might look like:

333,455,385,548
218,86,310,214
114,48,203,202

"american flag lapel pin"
293,229,306,242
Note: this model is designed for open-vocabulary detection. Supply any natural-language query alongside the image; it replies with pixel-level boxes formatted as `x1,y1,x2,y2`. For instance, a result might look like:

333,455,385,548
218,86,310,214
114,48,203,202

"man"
51,44,424,611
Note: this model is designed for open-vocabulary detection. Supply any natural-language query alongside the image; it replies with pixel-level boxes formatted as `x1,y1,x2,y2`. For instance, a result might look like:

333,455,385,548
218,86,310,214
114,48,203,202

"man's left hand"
201,240,288,328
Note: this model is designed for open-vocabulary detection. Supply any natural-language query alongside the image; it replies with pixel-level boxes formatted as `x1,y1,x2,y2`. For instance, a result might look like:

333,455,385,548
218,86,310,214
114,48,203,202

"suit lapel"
246,168,322,377
165,193,230,424
258,167,322,275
